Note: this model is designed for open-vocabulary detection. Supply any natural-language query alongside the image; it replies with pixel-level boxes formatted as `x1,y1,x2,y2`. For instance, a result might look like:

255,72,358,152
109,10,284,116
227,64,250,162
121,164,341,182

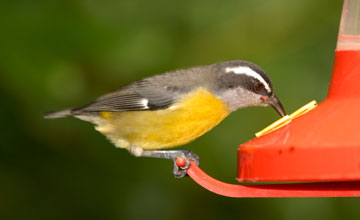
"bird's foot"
133,149,200,178
172,150,200,178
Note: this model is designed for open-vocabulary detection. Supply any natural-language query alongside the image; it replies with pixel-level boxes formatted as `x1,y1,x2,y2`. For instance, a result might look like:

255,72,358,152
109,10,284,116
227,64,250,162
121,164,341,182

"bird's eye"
254,82,264,92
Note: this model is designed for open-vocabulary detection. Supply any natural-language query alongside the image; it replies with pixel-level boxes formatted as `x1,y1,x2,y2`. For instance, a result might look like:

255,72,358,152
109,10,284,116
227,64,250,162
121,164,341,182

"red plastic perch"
186,161,360,198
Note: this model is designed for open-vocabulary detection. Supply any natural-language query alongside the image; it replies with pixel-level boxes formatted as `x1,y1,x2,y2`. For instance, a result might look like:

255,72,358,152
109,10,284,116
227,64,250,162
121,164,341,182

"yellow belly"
96,88,230,150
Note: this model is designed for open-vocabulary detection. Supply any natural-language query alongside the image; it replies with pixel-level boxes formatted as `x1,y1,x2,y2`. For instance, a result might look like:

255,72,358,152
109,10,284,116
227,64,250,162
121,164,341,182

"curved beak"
266,95,286,117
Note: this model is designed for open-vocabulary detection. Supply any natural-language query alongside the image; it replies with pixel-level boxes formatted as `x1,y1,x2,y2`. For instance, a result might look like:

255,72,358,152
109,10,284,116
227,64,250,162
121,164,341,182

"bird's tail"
44,108,73,119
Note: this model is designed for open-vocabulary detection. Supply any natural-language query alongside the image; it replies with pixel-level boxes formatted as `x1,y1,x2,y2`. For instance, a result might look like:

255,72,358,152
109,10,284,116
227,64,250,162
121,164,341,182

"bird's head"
213,60,285,117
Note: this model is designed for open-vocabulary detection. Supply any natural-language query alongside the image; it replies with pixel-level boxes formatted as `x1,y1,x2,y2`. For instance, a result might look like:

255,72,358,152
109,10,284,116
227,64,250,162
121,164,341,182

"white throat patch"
225,66,271,92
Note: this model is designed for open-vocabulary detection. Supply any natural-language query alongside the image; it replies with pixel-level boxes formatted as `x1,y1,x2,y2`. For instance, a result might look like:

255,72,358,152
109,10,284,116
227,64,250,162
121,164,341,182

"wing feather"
71,66,209,114
73,79,176,113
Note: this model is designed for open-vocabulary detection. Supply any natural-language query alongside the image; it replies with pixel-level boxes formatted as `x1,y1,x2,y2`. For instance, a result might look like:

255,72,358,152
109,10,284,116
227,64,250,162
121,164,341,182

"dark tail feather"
44,109,73,119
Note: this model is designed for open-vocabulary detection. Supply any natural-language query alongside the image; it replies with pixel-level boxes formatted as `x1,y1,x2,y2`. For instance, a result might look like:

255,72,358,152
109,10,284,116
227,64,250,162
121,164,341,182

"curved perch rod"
186,161,360,198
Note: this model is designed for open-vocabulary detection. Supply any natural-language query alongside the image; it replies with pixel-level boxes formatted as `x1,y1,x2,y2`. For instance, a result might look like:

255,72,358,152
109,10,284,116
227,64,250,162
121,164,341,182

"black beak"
266,95,286,117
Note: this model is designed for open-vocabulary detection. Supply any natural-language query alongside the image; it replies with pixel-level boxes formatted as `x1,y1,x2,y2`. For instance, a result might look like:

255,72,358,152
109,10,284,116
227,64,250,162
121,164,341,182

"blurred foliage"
1,0,359,220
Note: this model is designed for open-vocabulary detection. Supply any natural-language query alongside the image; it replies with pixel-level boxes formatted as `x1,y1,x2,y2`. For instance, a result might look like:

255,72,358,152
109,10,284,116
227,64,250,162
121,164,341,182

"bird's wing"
73,79,181,113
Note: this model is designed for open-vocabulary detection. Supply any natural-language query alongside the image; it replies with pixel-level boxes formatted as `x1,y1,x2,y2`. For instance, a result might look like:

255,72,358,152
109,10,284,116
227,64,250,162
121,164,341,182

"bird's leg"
130,148,200,178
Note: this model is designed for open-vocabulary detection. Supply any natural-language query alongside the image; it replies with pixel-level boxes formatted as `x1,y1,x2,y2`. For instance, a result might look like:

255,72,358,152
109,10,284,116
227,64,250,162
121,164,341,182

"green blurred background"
1,0,359,219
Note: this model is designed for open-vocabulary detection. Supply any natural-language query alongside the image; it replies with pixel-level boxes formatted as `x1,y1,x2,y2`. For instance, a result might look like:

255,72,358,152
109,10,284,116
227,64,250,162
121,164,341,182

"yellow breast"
97,88,230,150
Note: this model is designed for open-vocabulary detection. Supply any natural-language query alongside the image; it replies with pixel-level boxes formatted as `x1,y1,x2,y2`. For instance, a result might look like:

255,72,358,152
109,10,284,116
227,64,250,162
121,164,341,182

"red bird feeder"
181,0,360,197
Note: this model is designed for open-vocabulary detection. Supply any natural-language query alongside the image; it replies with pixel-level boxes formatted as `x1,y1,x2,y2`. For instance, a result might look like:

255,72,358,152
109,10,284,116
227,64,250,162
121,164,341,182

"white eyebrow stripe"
225,66,271,92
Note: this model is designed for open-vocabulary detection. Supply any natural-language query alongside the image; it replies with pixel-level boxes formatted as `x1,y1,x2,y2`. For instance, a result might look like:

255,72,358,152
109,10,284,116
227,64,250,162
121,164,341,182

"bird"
45,60,285,177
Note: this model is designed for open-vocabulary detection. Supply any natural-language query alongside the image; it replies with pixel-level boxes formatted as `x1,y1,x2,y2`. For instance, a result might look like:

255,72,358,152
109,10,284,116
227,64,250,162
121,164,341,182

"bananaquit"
45,60,285,177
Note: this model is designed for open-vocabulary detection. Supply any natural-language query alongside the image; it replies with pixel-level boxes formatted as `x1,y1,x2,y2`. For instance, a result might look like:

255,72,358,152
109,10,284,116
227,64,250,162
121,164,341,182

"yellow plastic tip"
255,100,317,137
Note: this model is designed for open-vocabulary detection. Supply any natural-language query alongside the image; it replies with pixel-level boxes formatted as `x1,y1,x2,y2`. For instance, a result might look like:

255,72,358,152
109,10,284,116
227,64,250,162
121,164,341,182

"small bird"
45,60,285,177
